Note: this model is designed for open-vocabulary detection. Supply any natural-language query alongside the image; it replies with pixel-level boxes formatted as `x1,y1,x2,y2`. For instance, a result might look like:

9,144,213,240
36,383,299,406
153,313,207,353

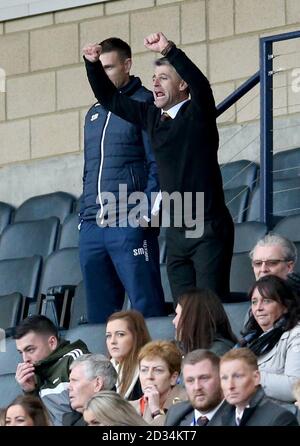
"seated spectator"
63,353,117,426
131,340,187,425
165,349,227,426
5,395,52,426
14,315,89,425
173,288,237,355
106,310,151,400
220,348,298,426
236,275,300,407
250,234,300,294
83,390,148,426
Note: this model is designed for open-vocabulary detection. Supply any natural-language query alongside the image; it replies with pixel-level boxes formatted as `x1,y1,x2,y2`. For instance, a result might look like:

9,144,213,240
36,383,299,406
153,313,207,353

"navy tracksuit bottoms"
79,221,166,323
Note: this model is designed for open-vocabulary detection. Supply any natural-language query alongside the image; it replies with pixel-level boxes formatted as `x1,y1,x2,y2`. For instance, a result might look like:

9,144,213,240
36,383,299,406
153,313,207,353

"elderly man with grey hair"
250,233,300,295
63,353,117,426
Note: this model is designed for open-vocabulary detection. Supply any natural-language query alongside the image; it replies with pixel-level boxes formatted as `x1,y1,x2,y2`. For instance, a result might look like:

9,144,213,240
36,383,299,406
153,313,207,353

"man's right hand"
15,362,36,392
82,43,102,62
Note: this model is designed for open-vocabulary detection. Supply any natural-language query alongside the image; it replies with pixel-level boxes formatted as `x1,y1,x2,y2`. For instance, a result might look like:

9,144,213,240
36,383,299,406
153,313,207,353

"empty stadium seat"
224,186,250,223
0,336,20,375
273,214,300,241
221,160,258,191
0,217,59,260
230,252,255,293
58,213,79,249
0,202,14,235
223,301,250,338
65,323,107,354
145,316,175,340
0,373,22,407
0,256,42,300
68,281,88,329
14,191,75,223
0,293,23,330
234,221,267,253
247,178,300,222
273,147,300,180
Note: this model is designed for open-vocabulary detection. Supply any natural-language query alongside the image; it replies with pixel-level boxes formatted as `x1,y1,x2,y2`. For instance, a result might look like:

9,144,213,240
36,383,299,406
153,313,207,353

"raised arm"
83,43,149,129
144,32,216,115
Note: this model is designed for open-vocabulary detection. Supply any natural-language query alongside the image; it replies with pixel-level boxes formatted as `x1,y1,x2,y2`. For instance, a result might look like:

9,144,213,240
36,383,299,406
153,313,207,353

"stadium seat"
0,217,59,260
273,147,300,180
0,292,23,330
273,214,300,242
230,252,255,293
65,323,107,354
68,281,88,329
221,160,258,191
58,213,79,249
224,185,250,223
0,336,20,375
145,316,175,341
234,221,267,253
0,202,14,235
0,373,21,407
223,301,250,338
14,191,75,223
247,178,300,222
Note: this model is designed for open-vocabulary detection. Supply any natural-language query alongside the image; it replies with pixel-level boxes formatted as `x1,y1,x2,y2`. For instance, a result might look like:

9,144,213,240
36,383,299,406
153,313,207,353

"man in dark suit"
219,348,299,426
165,350,227,426
63,353,117,426
83,32,234,303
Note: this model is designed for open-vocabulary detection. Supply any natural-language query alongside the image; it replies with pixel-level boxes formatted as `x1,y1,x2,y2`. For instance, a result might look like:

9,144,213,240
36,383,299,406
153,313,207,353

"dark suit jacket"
220,387,299,426
62,410,86,426
164,400,227,426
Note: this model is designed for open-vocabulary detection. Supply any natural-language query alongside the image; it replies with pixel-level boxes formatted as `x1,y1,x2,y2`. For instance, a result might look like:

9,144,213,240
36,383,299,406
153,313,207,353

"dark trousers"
166,211,234,303
79,221,166,323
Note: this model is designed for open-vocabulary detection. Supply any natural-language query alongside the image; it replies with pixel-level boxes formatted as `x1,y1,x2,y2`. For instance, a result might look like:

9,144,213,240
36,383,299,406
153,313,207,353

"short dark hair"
14,315,58,340
100,37,131,60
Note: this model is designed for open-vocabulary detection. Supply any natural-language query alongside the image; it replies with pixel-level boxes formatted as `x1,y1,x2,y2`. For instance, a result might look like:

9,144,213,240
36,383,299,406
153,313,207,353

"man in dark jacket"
14,315,89,426
80,37,165,323
83,32,234,303
219,348,299,426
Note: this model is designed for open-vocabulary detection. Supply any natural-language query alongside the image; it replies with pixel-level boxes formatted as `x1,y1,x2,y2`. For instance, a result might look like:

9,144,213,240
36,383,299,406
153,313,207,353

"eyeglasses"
252,259,288,268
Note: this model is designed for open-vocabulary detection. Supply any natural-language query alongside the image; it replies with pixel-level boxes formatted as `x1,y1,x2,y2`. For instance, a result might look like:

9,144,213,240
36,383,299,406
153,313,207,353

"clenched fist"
144,32,169,53
83,43,102,62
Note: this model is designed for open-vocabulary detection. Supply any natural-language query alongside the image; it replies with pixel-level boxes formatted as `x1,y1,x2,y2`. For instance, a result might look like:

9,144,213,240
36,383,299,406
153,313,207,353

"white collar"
162,98,189,119
193,400,224,424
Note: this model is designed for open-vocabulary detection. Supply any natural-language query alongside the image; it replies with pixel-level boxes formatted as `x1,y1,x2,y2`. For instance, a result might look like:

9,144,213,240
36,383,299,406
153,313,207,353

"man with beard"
164,349,227,426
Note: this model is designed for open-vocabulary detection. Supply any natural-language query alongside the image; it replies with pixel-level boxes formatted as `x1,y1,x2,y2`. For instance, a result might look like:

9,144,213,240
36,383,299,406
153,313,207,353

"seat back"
221,160,258,191
0,293,23,330
0,336,21,375
273,147,300,180
145,316,175,341
230,252,255,293
234,221,267,253
0,256,42,298
273,213,300,242
0,202,14,235
14,191,75,223
69,281,88,328
224,186,250,223
58,213,79,249
223,301,250,338
65,323,107,354
0,217,59,260
0,373,22,407
39,248,82,295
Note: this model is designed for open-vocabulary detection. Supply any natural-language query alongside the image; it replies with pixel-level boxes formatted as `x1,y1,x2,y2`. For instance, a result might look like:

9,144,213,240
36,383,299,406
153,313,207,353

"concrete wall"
0,0,300,205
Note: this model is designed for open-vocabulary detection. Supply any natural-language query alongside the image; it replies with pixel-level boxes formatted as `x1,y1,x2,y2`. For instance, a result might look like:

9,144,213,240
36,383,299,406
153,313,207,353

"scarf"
236,316,287,356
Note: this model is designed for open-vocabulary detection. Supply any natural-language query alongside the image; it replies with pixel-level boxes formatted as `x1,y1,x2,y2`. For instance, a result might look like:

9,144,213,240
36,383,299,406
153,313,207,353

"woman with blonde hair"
5,395,52,426
131,340,187,425
83,391,148,426
106,310,151,400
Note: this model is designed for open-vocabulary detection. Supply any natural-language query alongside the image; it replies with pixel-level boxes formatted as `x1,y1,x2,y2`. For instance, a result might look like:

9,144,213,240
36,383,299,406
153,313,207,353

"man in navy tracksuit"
79,38,166,323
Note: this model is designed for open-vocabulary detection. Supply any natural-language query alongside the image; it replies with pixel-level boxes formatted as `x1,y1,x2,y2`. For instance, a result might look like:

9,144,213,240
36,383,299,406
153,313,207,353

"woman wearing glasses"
236,274,300,410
